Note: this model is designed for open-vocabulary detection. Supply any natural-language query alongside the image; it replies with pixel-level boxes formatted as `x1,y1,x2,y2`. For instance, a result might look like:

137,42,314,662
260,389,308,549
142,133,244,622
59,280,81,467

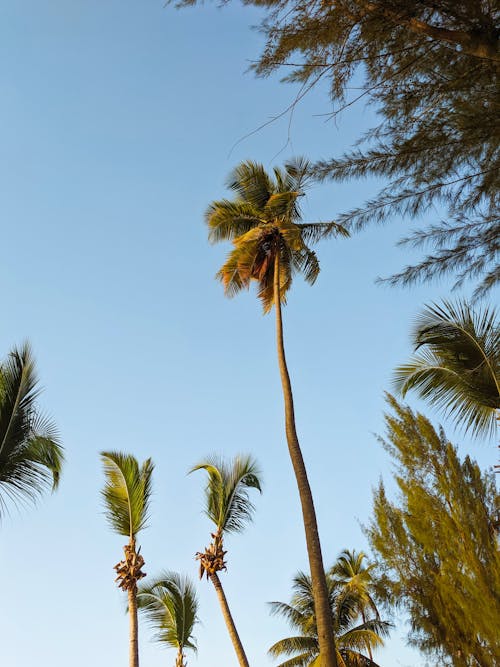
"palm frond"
0,343,64,517
268,635,318,657
101,451,154,538
138,571,198,653
205,200,262,243
190,454,261,534
270,651,317,667
297,222,350,243
227,161,274,209
394,300,499,439
269,601,311,634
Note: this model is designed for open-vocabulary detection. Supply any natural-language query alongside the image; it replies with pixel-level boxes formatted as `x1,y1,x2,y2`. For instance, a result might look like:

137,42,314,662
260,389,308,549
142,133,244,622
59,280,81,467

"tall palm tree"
101,451,154,667
330,551,380,662
206,158,349,667
0,342,63,517
393,300,500,440
269,570,390,667
190,454,262,667
137,571,199,667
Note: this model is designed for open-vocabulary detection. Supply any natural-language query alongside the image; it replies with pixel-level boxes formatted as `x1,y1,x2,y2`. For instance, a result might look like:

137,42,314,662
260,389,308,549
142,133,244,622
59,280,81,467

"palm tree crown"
393,300,500,439
138,571,199,667
0,343,63,517
269,569,390,667
206,158,348,312
191,453,262,537
101,451,154,539
330,550,379,621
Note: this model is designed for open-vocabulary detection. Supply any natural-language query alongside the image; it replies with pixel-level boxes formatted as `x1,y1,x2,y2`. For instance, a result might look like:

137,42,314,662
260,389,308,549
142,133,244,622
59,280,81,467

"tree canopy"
367,396,500,666
178,0,500,296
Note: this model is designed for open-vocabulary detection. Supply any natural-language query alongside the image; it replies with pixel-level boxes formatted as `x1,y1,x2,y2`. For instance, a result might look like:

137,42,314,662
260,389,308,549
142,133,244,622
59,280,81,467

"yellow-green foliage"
367,396,500,666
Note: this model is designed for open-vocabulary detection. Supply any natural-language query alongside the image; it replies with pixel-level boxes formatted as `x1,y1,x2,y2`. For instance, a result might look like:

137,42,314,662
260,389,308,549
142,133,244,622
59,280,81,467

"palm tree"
330,551,380,662
393,300,500,440
137,571,199,667
269,570,390,667
0,342,63,517
101,451,154,667
190,454,262,667
206,158,349,667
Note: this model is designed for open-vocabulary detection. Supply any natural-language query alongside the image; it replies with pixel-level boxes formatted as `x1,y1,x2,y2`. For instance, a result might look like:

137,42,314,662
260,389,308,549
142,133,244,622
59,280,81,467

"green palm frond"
207,159,350,314
269,602,312,634
338,626,387,652
137,571,199,653
271,651,317,667
205,200,262,243
297,222,350,243
101,451,154,538
330,551,380,620
190,454,261,534
0,343,64,517
227,161,274,209
269,635,318,658
394,300,500,439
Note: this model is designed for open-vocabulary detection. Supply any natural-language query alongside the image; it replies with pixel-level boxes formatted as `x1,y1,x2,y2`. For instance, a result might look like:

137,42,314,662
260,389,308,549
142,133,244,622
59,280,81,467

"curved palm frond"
269,635,319,657
101,451,154,538
190,454,261,534
0,343,64,517
137,571,199,653
394,300,500,439
227,160,274,209
205,200,262,243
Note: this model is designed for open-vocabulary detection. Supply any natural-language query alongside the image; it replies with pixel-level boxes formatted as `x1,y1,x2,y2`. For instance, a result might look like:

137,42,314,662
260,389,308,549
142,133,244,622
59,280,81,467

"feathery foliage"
394,300,500,439
190,454,262,534
138,571,198,665
0,342,63,517
206,158,348,312
177,0,500,295
101,451,154,538
367,396,500,665
269,567,390,667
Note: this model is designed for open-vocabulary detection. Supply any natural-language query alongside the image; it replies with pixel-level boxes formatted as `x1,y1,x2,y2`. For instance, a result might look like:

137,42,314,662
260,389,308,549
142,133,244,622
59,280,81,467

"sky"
0,2,497,667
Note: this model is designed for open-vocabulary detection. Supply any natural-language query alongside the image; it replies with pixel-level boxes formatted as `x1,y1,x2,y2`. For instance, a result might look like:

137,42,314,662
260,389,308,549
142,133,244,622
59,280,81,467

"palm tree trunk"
209,572,250,667
273,254,338,667
176,647,185,667
128,586,139,667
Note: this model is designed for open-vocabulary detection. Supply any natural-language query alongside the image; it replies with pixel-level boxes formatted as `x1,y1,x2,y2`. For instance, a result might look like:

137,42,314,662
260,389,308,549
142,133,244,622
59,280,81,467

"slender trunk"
128,586,139,667
209,572,250,667
176,647,185,667
273,255,338,667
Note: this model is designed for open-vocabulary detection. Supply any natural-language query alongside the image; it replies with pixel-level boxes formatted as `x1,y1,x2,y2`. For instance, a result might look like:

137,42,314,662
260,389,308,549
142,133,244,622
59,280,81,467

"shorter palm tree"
190,454,262,667
138,571,199,667
101,451,154,667
0,342,63,517
269,569,390,667
393,300,499,440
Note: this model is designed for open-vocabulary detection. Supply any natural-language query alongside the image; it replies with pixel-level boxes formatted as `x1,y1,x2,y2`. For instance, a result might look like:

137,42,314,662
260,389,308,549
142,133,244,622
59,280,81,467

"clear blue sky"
0,2,496,667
